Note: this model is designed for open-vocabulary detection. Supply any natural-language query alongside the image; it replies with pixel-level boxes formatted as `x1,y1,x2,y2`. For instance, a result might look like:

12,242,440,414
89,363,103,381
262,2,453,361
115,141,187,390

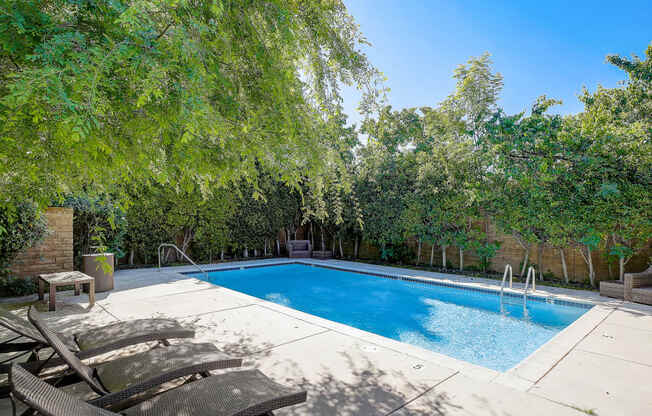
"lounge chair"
10,363,307,416
0,306,194,374
28,307,242,408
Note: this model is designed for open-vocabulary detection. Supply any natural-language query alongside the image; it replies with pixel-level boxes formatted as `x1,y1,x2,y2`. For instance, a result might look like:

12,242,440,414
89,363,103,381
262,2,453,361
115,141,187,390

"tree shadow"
250,351,457,416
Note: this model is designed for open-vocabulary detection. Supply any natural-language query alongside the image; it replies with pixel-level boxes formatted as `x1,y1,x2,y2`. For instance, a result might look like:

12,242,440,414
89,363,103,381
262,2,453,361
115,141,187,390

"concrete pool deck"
1,258,651,415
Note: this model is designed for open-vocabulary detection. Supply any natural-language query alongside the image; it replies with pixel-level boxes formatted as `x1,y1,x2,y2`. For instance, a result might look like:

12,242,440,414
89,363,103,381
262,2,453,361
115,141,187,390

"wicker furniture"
287,240,312,258
600,280,624,299
0,307,195,376
38,271,95,311
312,250,333,259
10,364,307,416
28,307,242,408
624,266,652,305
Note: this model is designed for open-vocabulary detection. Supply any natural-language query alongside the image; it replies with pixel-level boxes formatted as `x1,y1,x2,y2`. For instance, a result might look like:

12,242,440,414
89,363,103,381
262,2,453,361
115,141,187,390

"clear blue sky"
341,0,651,126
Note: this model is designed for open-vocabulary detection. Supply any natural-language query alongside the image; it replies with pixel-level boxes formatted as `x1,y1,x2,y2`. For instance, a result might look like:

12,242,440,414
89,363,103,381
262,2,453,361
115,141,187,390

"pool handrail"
158,243,208,279
523,266,536,301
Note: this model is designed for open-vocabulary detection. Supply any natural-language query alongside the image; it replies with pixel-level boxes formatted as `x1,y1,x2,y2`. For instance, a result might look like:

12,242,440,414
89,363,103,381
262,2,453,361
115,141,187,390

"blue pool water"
192,264,589,371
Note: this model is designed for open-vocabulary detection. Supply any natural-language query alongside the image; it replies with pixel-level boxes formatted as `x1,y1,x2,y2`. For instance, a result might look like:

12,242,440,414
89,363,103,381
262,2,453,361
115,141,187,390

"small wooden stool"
38,271,95,311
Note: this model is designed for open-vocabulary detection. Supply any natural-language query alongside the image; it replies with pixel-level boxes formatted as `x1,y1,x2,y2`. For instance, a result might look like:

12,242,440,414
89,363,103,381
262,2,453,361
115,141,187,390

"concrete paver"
393,373,586,416
530,349,652,416
2,258,651,416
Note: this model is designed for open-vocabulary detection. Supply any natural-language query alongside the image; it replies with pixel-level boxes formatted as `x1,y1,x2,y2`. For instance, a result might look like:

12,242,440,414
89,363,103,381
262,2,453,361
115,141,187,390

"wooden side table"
38,271,95,311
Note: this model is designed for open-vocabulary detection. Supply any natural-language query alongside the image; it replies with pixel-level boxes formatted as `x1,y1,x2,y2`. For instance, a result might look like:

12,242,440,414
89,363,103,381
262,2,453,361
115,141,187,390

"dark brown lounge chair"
10,363,307,416
0,307,194,374
28,307,242,408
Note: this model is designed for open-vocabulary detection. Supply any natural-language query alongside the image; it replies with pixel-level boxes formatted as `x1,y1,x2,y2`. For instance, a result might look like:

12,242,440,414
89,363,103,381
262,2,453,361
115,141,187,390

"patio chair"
10,363,307,416
287,240,312,258
0,306,194,374
27,307,242,408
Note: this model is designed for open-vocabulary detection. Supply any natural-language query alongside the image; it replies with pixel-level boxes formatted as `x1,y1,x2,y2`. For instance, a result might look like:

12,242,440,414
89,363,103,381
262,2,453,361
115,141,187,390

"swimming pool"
191,263,589,371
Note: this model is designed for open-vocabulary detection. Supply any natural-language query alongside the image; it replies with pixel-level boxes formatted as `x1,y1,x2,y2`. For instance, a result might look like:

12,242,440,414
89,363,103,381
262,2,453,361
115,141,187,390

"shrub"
0,202,48,271
62,195,126,269
0,275,37,297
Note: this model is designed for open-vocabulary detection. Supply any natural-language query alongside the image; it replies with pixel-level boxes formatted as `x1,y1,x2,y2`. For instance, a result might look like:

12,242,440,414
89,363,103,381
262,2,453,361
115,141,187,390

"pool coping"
176,258,617,391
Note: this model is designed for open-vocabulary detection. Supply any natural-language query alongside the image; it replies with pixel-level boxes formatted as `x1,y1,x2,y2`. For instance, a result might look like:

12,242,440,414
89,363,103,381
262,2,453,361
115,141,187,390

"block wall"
9,207,74,277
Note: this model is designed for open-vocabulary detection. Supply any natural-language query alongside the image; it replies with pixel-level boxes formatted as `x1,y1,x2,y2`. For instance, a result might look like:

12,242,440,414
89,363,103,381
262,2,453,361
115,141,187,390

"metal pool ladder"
158,243,208,279
499,264,513,298
500,265,536,315
499,265,514,314
523,266,536,299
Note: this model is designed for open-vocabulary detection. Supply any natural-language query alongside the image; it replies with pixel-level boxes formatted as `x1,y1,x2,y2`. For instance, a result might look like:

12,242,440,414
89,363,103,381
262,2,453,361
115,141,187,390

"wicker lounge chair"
10,363,307,416
28,307,242,408
0,307,194,374
287,240,312,258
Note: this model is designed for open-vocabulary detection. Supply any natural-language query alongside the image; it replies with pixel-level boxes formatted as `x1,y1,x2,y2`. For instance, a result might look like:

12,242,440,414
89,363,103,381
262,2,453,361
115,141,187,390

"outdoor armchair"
10,363,307,416
287,240,312,258
27,307,242,409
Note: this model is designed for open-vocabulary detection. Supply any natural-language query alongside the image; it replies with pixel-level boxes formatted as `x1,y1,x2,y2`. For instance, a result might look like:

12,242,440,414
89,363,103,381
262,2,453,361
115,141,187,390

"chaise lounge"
10,363,308,416
27,307,242,408
0,307,194,374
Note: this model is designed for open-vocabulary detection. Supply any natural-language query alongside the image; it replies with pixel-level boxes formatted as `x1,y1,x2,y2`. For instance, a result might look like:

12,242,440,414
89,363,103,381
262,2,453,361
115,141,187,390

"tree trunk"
129,249,134,266
587,246,595,286
331,237,336,254
339,238,344,258
276,239,280,256
442,245,447,269
320,226,326,251
537,244,544,280
164,247,172,263
578,245,596,287
459,247,464,271
619,256,625,281
354,237,359,258
430,243,435,267
416,239,422,265
520,249,529,277
209,249,212,264
310,223,314,249
264,240,267,256
243,246,249,258
182,228,193,254
560,249,569,283
220,248,224,261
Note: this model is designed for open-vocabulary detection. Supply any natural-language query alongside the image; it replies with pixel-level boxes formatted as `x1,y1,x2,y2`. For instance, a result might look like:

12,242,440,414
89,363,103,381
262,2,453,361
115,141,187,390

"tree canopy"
0,0,383,209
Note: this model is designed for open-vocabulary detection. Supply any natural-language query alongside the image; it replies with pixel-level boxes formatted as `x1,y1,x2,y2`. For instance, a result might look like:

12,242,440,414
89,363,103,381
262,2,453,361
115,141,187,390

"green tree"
484,97,568,280
358,107,418,260
0,0,382,210
0,202,48,273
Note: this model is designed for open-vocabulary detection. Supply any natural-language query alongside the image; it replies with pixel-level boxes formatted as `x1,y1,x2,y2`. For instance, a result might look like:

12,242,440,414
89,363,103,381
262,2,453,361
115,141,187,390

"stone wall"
10,207,74,277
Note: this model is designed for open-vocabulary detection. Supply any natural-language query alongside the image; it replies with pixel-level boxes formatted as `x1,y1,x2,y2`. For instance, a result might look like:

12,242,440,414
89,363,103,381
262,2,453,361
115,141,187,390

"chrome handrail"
158,243,208,279
499,264,513,314
499,264,513,295
523,266,536,300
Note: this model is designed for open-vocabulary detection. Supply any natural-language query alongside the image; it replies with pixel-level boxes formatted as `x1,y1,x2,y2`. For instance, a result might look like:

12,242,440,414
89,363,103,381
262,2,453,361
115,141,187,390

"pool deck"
2,258,651,415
